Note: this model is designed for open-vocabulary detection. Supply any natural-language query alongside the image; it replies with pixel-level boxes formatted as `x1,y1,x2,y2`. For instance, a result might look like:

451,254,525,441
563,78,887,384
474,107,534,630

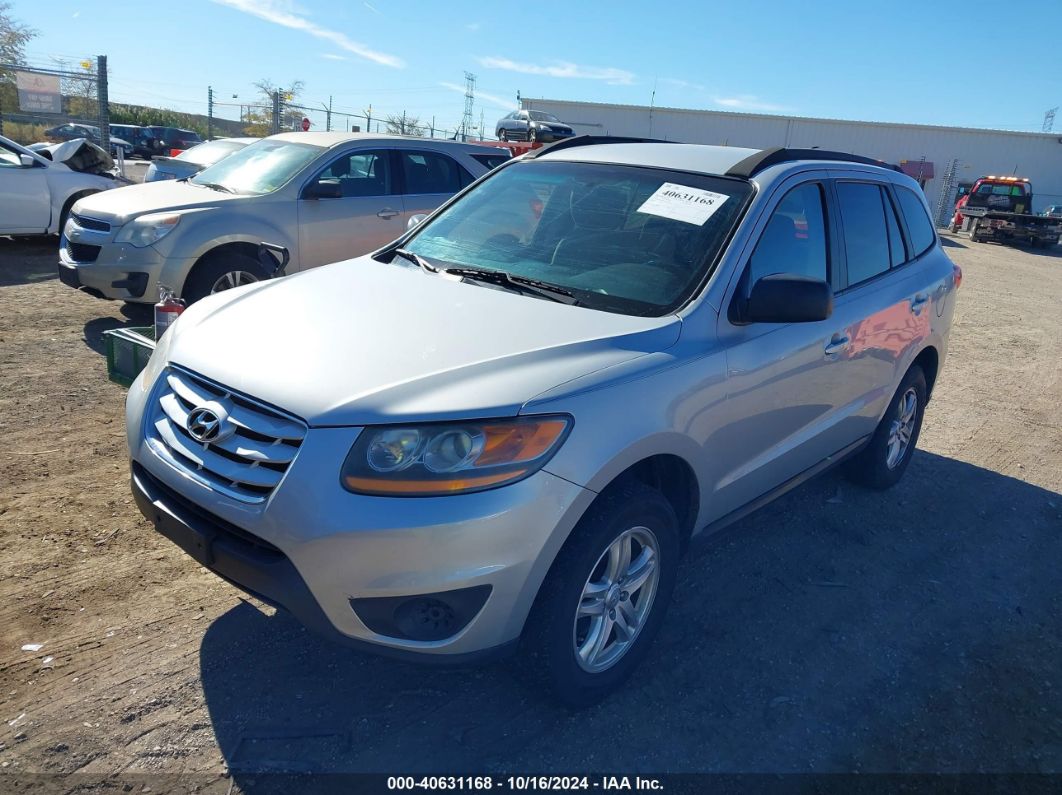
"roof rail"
529,135,675,158
726,147,902,178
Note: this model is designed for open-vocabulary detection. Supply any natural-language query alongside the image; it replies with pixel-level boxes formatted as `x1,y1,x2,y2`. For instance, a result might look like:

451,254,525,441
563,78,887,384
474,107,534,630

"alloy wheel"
572,526,660,673
886,387,918,469
210,270,260,294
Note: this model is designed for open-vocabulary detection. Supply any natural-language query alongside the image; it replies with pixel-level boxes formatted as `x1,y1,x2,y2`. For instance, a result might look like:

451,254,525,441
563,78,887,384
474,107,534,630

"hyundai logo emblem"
186,406,228,443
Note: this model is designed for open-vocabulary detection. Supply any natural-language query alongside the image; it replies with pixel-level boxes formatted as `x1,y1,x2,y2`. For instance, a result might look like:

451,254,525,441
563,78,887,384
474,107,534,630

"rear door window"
748,182,829,286
894,186,937,257
836,182,891,287
400,150,470,194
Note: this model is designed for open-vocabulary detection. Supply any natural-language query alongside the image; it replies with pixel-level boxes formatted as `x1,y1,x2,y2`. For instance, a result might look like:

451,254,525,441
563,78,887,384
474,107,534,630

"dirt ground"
0,229,1060,792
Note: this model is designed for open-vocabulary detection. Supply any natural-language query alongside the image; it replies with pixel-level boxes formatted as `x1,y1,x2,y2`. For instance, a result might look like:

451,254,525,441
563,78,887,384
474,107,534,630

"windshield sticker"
637,183,730,226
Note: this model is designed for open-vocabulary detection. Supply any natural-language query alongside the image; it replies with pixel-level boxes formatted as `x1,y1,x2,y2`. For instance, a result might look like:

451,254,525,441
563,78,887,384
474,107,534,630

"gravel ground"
0,231,1060,792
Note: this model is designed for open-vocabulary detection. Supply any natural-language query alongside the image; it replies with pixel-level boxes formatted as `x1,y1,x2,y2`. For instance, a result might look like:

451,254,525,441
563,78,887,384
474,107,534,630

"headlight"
341,416,571,496
115,212,181,248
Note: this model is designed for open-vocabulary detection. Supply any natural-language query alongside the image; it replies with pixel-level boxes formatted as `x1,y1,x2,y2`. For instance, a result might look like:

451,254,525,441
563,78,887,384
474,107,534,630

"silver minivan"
58,133,507,304
126,139,960,705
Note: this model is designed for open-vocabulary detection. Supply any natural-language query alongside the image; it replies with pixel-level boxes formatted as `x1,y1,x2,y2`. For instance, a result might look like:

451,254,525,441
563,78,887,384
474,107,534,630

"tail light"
953,264,963,289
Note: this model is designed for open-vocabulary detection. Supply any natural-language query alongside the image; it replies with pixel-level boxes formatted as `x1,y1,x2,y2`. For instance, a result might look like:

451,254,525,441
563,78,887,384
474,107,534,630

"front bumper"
59,217,194,303
126,372,596,658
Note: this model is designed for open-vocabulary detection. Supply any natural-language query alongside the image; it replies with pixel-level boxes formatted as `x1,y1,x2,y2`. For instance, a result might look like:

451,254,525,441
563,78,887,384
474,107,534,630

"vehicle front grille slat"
147,367,306,503
67,242,100,262
158,392,297,464
165,372,304,441
70,213,110,232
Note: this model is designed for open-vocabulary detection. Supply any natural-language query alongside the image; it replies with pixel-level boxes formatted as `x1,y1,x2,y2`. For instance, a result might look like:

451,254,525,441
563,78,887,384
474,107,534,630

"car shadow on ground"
938,235,966,249
82,304,154,355
0,236,59,287
198,451,1062,785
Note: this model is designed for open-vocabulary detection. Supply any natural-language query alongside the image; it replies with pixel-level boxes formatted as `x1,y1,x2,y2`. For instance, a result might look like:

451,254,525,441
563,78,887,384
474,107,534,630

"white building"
521,98,1062,224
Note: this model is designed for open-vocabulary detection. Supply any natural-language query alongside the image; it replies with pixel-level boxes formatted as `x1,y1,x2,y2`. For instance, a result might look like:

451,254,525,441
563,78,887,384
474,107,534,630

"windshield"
190,139,321,195
403,160,752,316
177,139,248,166
529,111,561,123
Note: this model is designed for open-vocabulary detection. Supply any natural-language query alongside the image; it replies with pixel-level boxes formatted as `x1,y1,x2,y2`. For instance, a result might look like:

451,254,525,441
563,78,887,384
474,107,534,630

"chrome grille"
146,367,306,503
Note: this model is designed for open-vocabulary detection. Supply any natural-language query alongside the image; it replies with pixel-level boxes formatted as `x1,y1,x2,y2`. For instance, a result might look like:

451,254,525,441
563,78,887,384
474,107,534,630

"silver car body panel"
62,133,501,301
126,143,957,657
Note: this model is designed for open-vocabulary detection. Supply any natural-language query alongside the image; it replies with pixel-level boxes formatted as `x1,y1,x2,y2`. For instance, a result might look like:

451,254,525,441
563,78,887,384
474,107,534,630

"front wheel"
523,481,680,707
183,252,270,304
844,364,927,489
498,129,508,142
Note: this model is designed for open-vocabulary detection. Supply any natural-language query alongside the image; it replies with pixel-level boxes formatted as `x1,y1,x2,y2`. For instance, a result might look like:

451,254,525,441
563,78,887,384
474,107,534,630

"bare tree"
253,77,306,131
0,1,36,66
0,1,38,116
384,113,425,137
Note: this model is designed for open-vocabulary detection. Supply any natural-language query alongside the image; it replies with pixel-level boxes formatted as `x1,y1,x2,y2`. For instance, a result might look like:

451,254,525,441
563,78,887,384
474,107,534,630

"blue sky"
15,0,1062,135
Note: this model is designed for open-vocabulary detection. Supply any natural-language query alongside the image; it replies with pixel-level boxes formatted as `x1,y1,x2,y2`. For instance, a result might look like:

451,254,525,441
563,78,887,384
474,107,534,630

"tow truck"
950,175,1062,247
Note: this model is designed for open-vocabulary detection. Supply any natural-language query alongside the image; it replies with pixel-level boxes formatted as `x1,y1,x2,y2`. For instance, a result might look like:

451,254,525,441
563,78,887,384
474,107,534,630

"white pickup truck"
0,135,121,237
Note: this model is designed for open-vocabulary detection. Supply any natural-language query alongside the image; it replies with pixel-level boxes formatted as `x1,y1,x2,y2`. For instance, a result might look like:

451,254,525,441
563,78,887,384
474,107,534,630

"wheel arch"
912,345,940,400
55,189,100,234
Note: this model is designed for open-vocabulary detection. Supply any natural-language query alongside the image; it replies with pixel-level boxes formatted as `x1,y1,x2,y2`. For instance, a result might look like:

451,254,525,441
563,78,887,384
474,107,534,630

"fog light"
350,585,492,642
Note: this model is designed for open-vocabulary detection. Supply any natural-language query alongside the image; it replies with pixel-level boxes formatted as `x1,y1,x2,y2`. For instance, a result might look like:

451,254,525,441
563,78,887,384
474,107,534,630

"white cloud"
713,95,787,112
478,56,635,85
211,0,404,68
439,81,514,111
363,1,381,14
321,53,346,61
660,77,705,92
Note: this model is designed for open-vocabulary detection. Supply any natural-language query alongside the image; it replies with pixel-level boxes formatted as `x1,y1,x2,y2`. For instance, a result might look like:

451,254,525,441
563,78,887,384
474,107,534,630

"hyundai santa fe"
126,137,960,705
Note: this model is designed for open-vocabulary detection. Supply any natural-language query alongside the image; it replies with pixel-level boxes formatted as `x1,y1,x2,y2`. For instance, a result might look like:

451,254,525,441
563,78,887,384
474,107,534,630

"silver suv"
126,138,960,705
58,133,505,304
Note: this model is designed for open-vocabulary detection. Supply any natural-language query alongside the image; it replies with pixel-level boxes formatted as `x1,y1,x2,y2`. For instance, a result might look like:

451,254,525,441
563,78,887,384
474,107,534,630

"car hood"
166,256,680,426
36,138,115,175
74,179,241,224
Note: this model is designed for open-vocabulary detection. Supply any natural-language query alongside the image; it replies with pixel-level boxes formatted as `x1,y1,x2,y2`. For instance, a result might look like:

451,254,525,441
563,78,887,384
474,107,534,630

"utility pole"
272,90,281,135
462,71,476,142
326,95,333,132
207,86,214,140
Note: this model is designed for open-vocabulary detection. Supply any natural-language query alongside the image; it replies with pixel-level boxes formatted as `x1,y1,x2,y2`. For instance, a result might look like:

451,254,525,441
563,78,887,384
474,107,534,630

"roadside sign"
15,72,61,114
301,117,311,132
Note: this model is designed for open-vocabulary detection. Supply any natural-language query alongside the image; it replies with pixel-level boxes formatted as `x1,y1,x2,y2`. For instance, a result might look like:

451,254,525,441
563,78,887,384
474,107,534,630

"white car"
0,135,121,236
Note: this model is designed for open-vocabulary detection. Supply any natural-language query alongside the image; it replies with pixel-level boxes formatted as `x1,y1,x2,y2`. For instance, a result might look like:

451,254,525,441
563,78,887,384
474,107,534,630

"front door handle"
377,208,400,219
910,294,929,314
824,335,850,357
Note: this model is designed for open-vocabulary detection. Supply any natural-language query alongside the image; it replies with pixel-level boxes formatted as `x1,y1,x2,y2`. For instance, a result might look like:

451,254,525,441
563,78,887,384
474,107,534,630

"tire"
528,127,537,144
182,252,270,304
499,129,508,142
57,192,94,237
522,480,681,707
844,364,927,490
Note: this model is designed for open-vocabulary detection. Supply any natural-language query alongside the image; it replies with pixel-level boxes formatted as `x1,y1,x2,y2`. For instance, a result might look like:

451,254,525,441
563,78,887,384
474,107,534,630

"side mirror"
305,178,342,199
744,274,832,323
19,153,39,168
406,213,428,231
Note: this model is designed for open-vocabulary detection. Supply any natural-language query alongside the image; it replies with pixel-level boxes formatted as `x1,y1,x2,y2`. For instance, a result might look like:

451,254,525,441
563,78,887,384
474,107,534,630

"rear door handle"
377,208,400,219
824,335,850,356
910,294,929,314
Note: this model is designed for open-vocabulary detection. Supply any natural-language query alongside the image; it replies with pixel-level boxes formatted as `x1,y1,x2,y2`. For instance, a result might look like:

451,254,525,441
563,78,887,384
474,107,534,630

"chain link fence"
0,56,111,149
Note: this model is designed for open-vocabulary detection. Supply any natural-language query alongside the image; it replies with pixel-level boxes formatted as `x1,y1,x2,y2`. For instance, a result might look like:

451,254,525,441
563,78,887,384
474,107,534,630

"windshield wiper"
393,247,438,274
195,181,236,194
441,267,579,305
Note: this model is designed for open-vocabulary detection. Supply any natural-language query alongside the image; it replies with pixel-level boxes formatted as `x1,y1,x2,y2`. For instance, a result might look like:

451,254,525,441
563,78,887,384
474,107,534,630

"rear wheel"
523,480,680,707
844,364,926,490
499,129,508,142
183,252,270,304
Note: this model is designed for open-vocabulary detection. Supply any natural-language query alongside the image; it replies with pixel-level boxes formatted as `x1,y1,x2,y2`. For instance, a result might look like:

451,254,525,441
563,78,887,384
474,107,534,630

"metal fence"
0,56,110,148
